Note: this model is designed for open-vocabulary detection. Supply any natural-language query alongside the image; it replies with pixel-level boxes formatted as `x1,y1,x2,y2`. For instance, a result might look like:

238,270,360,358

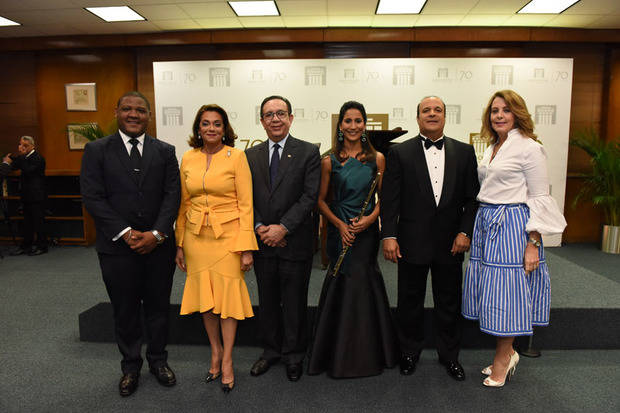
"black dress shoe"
149,364,177,387
9,247,27,256
27,247,47,256
250,359,272,377
286,363,303,382
439,359,466,381
119,373,139,397
399,355,419,376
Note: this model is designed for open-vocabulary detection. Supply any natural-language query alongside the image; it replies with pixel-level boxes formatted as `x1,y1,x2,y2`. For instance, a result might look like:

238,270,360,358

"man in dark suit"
245,95,320,382
3,136,48,256
381,96,479,381
80,91,180,397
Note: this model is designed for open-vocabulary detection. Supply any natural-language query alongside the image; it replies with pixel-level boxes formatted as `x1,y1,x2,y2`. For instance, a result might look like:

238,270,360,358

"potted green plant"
570,128,620,254
72,120,117,142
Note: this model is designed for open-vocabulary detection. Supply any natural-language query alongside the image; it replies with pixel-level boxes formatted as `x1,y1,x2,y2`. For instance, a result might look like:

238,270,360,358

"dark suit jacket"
0,161,11,177
10,151,46,202
245,135,320,261
80,132,180,255
380,135,479,265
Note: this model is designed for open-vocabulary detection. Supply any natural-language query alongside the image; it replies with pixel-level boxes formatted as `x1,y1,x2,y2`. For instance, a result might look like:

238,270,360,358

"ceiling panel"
177,2,237,18
588,15,620,28
132,5,191,20
422,0,479,15
544,14,603,27
283,16,329,27
459,15,512,26
563,0,620,14
502,14,556,26
328,16,374,26
468,0,528,14
195,17,243,29
372,15,419,27
327,0,377,16
278,1,327,16
151,19,202,30
415,14,464,26
240,17,285,28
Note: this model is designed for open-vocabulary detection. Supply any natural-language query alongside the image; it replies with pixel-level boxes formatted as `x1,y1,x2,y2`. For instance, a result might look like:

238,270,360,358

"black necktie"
424,138,444,150
270,143,280,188
129,138,141,173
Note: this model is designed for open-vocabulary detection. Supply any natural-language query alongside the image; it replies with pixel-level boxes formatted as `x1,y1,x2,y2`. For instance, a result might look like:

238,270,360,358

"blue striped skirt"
462,203,550,336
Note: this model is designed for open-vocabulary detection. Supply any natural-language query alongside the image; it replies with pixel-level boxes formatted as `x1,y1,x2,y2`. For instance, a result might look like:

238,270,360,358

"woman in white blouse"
462,90,566,387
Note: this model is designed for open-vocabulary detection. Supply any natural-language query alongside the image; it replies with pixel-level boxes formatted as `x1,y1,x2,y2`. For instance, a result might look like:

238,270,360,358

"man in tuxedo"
245,95,320,382
80,91,180,396
3,136,48,256
381,96,479,381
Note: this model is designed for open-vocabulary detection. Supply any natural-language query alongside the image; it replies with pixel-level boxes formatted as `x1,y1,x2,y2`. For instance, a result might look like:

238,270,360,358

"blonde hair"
481,90,537,143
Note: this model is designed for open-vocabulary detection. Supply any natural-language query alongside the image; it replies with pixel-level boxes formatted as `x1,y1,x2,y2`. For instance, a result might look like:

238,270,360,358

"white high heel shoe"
481,351,519,376
483,352,519,387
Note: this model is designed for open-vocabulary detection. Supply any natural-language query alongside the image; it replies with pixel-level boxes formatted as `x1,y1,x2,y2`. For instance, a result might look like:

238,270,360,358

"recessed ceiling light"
518,0,580,14
85,6,146,22
376,0,427,15
228,1,280,17
0,16,20,27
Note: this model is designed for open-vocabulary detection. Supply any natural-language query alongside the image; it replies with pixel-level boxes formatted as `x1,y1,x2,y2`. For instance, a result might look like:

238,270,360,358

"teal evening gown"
308,154,397,378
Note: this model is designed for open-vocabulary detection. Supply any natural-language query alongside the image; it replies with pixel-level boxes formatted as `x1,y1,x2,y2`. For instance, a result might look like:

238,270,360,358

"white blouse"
477,129,567,235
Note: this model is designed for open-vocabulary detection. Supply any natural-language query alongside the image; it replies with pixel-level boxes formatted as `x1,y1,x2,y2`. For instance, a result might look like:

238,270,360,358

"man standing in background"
3,136,48,256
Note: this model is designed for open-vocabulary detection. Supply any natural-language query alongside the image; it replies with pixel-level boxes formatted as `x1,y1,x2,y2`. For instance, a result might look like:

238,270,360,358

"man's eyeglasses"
262,110,289,121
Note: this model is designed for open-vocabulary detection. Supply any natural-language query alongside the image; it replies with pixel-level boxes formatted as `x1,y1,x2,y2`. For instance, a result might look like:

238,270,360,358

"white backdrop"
153,58,573,245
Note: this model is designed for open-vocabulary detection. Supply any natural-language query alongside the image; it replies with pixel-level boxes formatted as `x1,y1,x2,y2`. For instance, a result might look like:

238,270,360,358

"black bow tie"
424,138,444,150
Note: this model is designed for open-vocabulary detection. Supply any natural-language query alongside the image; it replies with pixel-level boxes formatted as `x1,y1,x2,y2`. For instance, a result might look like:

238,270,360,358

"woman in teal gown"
308,101,397,378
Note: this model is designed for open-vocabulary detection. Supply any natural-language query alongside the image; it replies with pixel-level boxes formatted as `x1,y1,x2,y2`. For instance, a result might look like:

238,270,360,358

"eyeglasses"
262,110,289,121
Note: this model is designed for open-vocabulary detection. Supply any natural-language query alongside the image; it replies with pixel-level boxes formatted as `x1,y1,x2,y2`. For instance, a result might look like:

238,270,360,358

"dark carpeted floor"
0,245,619,412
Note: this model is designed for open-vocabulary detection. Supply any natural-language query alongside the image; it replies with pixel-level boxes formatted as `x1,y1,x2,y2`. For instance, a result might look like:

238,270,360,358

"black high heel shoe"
205,371,221,384
221,380,235,393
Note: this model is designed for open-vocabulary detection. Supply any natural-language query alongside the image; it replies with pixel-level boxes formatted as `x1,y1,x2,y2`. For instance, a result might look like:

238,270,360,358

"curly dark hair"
188,104,237,148
332,101,376,163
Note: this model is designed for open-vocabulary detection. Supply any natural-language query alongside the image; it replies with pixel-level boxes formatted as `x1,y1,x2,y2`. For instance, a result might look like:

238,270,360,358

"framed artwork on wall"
67,123,97,150
65,82,97,111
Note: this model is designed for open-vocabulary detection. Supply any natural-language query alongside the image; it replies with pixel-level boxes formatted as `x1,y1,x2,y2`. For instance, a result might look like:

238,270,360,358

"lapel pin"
227,150,231,157
287,154,291,158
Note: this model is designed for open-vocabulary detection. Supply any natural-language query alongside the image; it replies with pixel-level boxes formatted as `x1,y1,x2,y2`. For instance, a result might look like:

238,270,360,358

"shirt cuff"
254,222,263,231
113,227,131,241
382,236,397,240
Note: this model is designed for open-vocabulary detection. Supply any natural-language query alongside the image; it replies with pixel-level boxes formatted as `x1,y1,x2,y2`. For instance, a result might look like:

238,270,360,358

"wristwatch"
152,230,166,245
528,237,541,248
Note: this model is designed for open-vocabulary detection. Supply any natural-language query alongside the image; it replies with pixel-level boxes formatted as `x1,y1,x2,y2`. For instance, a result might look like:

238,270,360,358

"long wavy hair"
481,90,537,144
188,104,237,148
332,101,377,163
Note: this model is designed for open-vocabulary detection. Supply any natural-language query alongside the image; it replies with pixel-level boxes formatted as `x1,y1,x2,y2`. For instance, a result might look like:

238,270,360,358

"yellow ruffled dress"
176,146,258,319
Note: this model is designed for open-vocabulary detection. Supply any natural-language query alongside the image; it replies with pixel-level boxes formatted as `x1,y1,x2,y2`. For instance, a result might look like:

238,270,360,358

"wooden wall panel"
35,49,136,172
607,48,620,142
0,52,38,158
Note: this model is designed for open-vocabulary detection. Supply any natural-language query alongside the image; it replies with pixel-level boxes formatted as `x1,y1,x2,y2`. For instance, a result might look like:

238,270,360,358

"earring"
197,134,203,141
222,136,226,142
361,132,367,143
338,130,344,142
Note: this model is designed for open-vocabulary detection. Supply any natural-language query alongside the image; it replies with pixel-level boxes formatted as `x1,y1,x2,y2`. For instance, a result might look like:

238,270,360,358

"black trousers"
396,259,463,362
98,243,175,374
254,255,312,365
21,201,46,249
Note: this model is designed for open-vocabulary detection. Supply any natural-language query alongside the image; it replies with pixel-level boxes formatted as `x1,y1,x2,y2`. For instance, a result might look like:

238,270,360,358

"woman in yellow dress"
175,104,258,393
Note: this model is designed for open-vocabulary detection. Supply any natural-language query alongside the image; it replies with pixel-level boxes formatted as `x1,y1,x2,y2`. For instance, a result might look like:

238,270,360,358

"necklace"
203,144,224,154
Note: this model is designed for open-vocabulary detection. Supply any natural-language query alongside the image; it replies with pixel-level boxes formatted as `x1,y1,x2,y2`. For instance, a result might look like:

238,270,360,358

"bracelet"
528,237,541,248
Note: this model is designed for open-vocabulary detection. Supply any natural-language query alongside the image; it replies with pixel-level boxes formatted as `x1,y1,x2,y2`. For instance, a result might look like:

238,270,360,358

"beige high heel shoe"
483,352,520,387
481,350,519,376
